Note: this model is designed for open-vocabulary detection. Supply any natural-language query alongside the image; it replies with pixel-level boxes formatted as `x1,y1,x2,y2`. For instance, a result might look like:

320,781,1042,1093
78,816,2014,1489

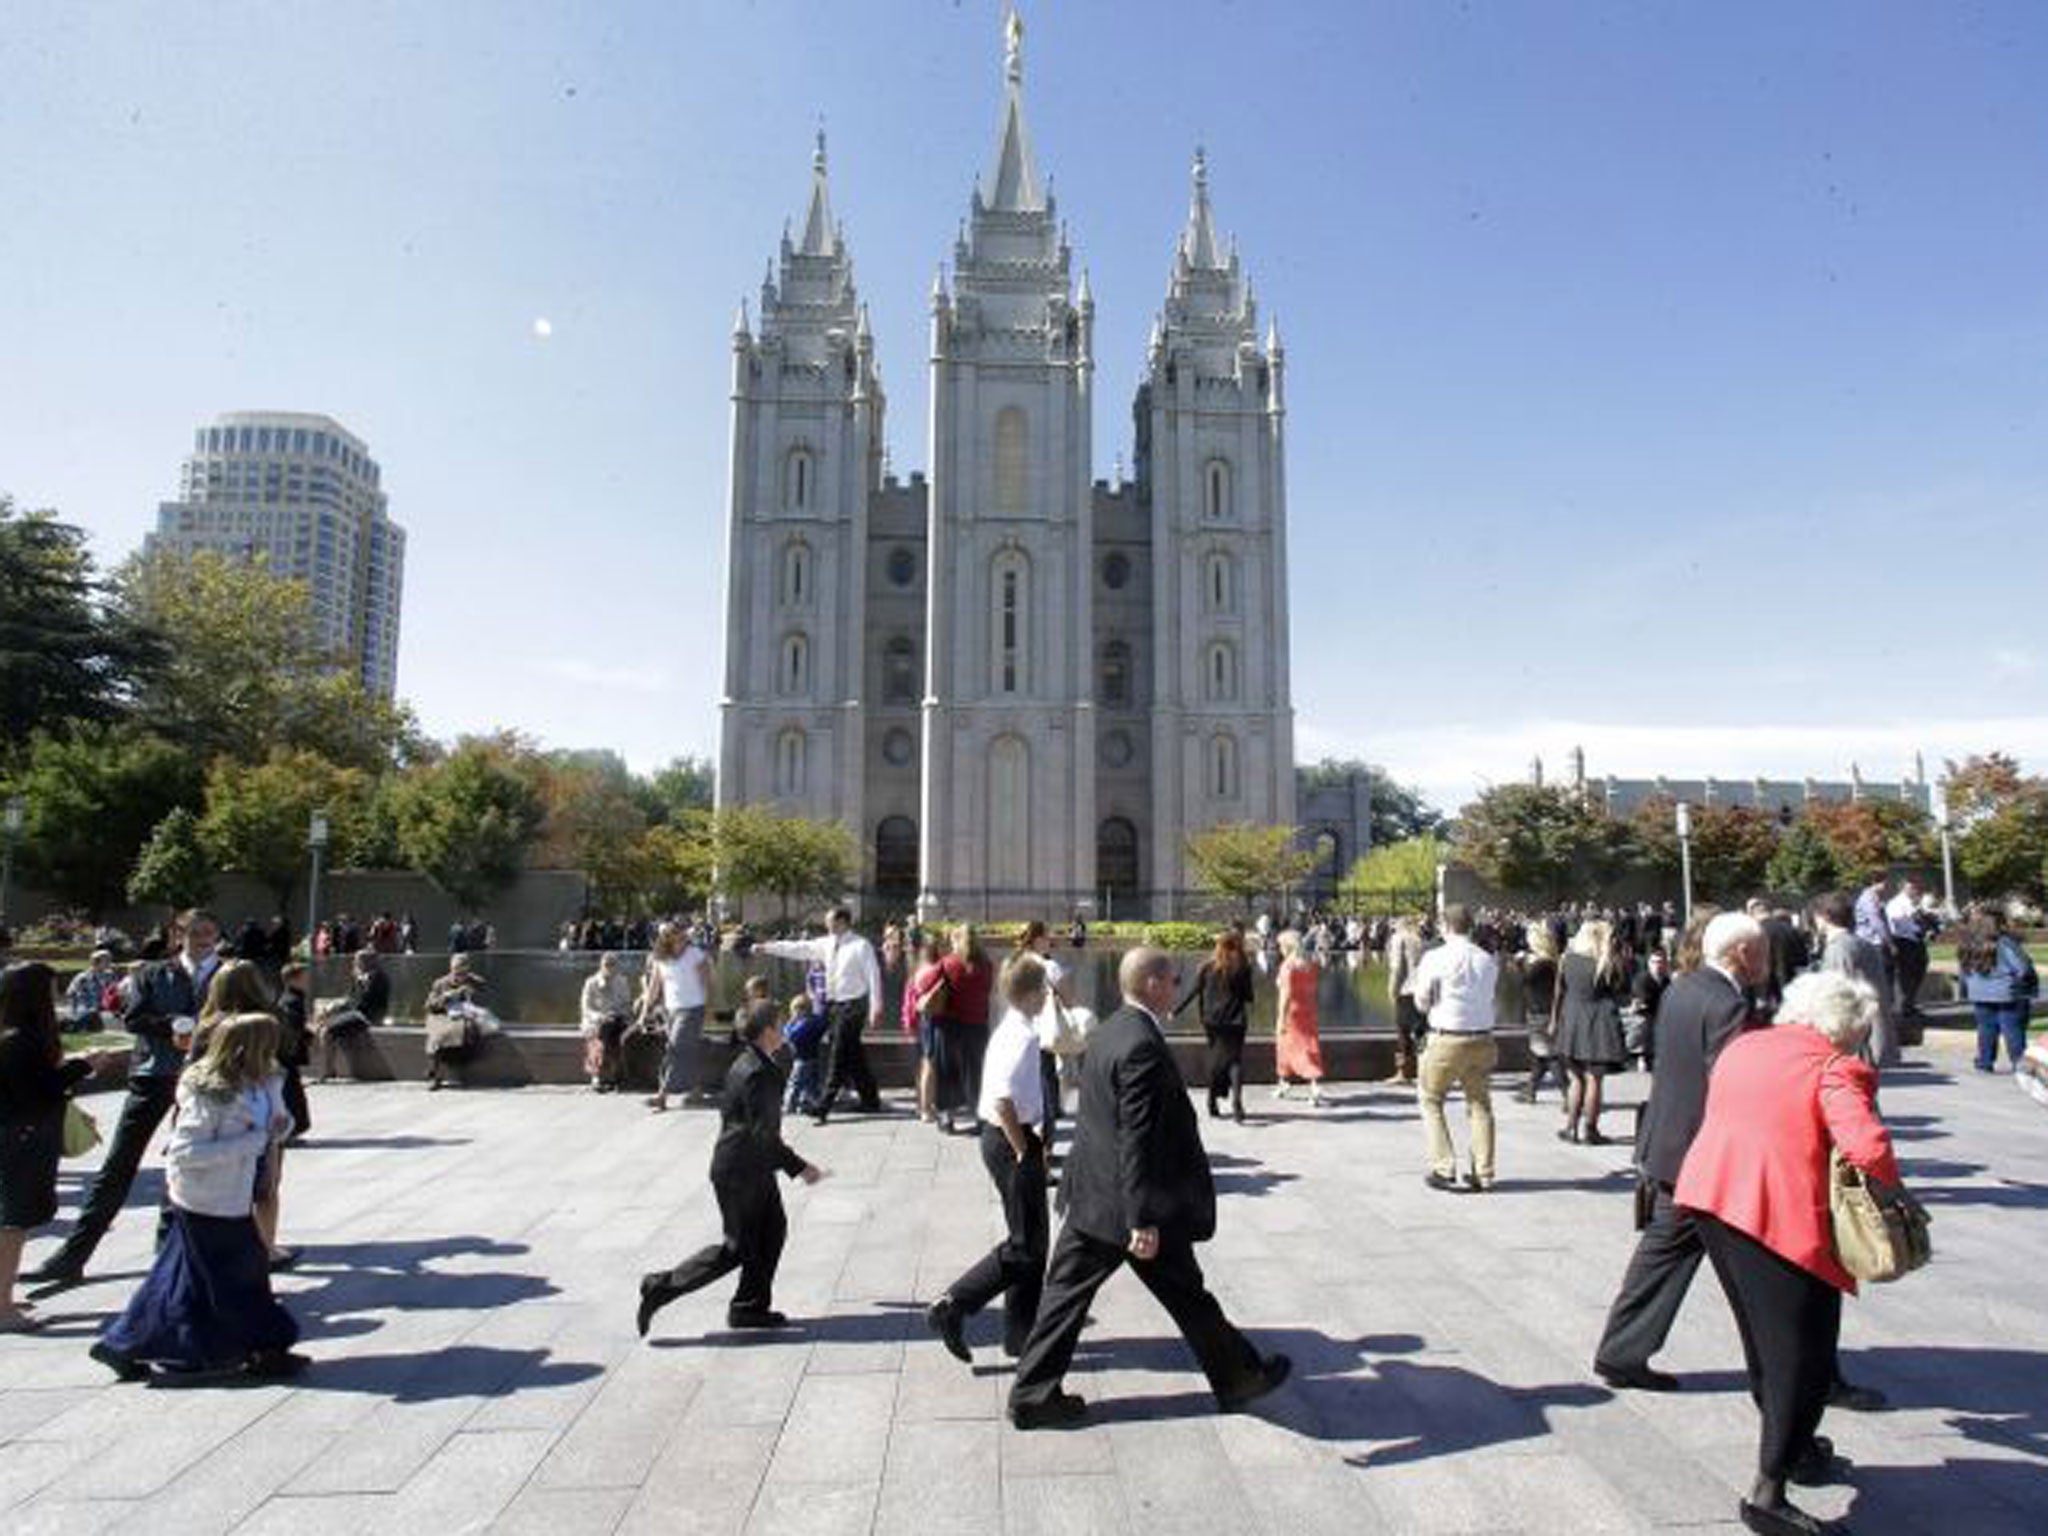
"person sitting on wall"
313,949,390,1082
423,954,497,1092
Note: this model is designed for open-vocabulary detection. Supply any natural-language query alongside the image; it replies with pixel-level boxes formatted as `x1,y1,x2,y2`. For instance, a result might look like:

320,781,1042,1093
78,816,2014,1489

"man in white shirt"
1884,878,1930,1022
758,907,883,1124
927,954,1051,1362
1408,904,1501,1192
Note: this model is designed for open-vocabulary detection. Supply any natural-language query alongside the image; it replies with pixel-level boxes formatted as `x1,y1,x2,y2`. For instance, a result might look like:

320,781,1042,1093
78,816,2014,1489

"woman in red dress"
1273,930,1325,1106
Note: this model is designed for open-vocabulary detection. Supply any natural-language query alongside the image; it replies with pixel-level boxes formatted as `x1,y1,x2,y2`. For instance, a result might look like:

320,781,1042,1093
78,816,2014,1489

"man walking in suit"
1006,948,1291,1429
1592,912,1766,1389
635,1003,827,1337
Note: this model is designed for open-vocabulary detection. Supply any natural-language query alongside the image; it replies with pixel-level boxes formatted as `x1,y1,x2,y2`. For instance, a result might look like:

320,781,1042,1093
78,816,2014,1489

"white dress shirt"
1884,892,1924,942
979,1006,1046,1126
1407,935,1500,1034
760,931,883,1003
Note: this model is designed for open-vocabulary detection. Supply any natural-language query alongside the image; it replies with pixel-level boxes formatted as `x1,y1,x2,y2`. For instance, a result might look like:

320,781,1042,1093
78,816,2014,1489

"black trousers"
948,1126,1050,1352
1697,1214,1840,1481
1205,1027,1247,1111
1010,1222,1263,1411
1594,1183,1704,1371
937,1020,988,1118
281,1064,311,1140
1393,996,1425,1075
654,1173,787,1316
817,997,880,1114
1893,938,1928,1017
47,1073,178,1273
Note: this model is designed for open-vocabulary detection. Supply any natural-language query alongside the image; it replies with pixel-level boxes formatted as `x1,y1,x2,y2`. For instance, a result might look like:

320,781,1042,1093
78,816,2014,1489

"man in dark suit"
635,1002,826,1337
1592,912,1766,1390
1006,948,1290,1429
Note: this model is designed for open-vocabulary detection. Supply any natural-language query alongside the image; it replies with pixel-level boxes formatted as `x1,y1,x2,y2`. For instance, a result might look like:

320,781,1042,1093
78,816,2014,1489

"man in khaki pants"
1407,904,1500,1192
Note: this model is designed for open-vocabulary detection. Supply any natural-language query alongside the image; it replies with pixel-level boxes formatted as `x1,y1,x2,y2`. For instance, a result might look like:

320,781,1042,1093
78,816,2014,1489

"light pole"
0,796,23,928
306,810,330,957
1933,788,1957,918
1675,799,1694,926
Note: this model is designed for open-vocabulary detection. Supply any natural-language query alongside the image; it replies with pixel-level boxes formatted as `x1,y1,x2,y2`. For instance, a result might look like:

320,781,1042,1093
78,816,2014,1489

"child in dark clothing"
783,993,828,1114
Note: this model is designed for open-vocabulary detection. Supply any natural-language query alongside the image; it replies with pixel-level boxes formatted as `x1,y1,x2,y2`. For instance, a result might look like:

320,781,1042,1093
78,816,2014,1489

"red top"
1675,1025,1901,1293
939,953,993,1028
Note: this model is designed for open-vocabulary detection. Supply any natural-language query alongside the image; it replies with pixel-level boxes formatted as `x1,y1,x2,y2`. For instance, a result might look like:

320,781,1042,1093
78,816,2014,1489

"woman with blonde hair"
1554,919,1627,1144
92,1012,303,1382
1274,929,1326,1105
934,924,993,1134
200,961,297,1269
1514,922,1565,1105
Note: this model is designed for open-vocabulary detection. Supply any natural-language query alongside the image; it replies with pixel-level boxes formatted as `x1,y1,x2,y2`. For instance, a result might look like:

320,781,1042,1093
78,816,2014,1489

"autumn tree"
1184,823,1318,915
1450,785,1632,898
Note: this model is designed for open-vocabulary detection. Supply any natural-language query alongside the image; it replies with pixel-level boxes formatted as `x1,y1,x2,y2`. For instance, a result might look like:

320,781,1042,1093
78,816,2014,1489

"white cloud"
1298,714,2048,814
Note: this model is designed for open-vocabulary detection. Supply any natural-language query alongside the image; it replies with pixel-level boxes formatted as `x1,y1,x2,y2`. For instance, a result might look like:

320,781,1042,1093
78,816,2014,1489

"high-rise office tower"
147,411,406,696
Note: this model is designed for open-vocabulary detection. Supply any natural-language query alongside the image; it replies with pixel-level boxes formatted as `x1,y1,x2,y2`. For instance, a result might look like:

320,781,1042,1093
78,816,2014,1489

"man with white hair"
1591,911,1767,1391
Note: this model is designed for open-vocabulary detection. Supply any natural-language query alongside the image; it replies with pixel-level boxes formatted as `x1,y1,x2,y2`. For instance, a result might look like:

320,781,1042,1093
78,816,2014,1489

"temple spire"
983,3,1044,211
798,128,835,255
1181,146,1222,269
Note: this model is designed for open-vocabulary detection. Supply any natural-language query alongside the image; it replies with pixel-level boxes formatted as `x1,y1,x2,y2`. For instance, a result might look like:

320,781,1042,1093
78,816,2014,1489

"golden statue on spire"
1005,3,1024,85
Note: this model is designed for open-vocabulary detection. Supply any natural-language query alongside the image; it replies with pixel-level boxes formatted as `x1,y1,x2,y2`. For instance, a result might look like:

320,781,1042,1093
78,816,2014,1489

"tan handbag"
1829,1149,1931,1283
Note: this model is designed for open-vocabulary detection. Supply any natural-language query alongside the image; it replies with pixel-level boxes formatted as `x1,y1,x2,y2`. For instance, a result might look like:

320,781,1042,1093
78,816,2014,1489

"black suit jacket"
1636,968,1756,1185
1063,1003,1216,1247
708,1045,807,1186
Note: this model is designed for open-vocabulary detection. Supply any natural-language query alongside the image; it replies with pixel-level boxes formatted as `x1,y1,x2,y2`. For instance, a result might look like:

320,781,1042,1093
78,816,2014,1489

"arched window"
780,540,809,606
1211,733,1239,800
988,735,1031,889
883,635,918,705
875,815,919,900
994,406,1028,515
779,633,809,696
1205,641,1238,703
990,549,1030,695
1204,552,1235,614
775,729,807,797
784,447,815,511
1204,458,1232,521
1099,639,1131,708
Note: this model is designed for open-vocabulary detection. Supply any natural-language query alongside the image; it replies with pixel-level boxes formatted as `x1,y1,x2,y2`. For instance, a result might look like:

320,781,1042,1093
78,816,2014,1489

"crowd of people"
0,884,2034,1531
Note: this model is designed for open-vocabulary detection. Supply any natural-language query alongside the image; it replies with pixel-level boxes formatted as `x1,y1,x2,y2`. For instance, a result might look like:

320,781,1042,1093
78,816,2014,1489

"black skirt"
102,1205,299,1369
0,1110,63,1230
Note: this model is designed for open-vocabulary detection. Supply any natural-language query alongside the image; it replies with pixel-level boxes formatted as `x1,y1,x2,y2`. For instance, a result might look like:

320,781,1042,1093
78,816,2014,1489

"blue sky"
4,1,2045,813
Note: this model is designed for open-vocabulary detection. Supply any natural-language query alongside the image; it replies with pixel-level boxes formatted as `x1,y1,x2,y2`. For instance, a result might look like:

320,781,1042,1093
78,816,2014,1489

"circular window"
887,548,917,587
1102,552,1131,591
1099,729,1134,769
882,728,915,766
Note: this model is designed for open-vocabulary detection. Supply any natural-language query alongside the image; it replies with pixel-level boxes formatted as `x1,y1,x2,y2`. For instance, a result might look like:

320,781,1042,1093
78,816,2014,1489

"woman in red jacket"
1674,971,1900,1536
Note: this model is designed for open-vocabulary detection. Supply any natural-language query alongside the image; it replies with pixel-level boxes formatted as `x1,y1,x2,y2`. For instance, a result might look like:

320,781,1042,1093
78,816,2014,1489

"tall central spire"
1181,146,1222,269
983,2,1043,212
798,128,835,255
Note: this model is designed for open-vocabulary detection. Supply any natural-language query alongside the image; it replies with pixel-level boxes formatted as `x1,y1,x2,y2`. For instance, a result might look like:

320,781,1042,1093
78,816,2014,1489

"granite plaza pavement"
2,1030,2043,1536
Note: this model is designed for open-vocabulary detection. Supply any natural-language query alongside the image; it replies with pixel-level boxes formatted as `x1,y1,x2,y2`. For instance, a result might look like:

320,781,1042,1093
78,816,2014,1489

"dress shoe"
1463,1171,1492,1193
926,1295,971,1363
1423,1172,1463,1193
636,1275,674,1338
1217,1353,1293,1412
1556,1125,1581,1144
245,1349,311,1379
1827,1379,1887,1412
1594,1359,1681,1392
1788,1435,1849,1488
1007,1391,1088,1430
1583,1128,1611,1147
1738,1496,1839,1534
726,1307,791,1330
89,1341,150,1383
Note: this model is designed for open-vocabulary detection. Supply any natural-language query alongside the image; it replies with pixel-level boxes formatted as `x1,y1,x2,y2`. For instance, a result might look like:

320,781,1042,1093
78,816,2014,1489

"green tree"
711,805,857,918
1764,818,1845,898
1688,805,1780,902
127,806,215,914
387,734,548,910
113,548,416,771
537,751,655,910
645,755,717,822
198,750,376,909
1184,822,1318,914
2,727,200,915
1340,835,1441,913
1944,755,2048,901
0,498,161,744
1625,795,1684,879
1450,784,1631,897
1298,758,1442,846
636,815,718,913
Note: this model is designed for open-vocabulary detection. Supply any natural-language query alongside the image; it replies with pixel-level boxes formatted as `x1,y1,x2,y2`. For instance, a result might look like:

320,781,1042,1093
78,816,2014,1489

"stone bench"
325,1022,1533,1090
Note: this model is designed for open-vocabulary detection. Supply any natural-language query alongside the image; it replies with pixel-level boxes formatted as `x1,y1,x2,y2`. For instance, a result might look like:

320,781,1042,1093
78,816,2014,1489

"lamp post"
306,810,331,957
0,796,23,928
1675,799,1694,926
1933,788,1957,918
